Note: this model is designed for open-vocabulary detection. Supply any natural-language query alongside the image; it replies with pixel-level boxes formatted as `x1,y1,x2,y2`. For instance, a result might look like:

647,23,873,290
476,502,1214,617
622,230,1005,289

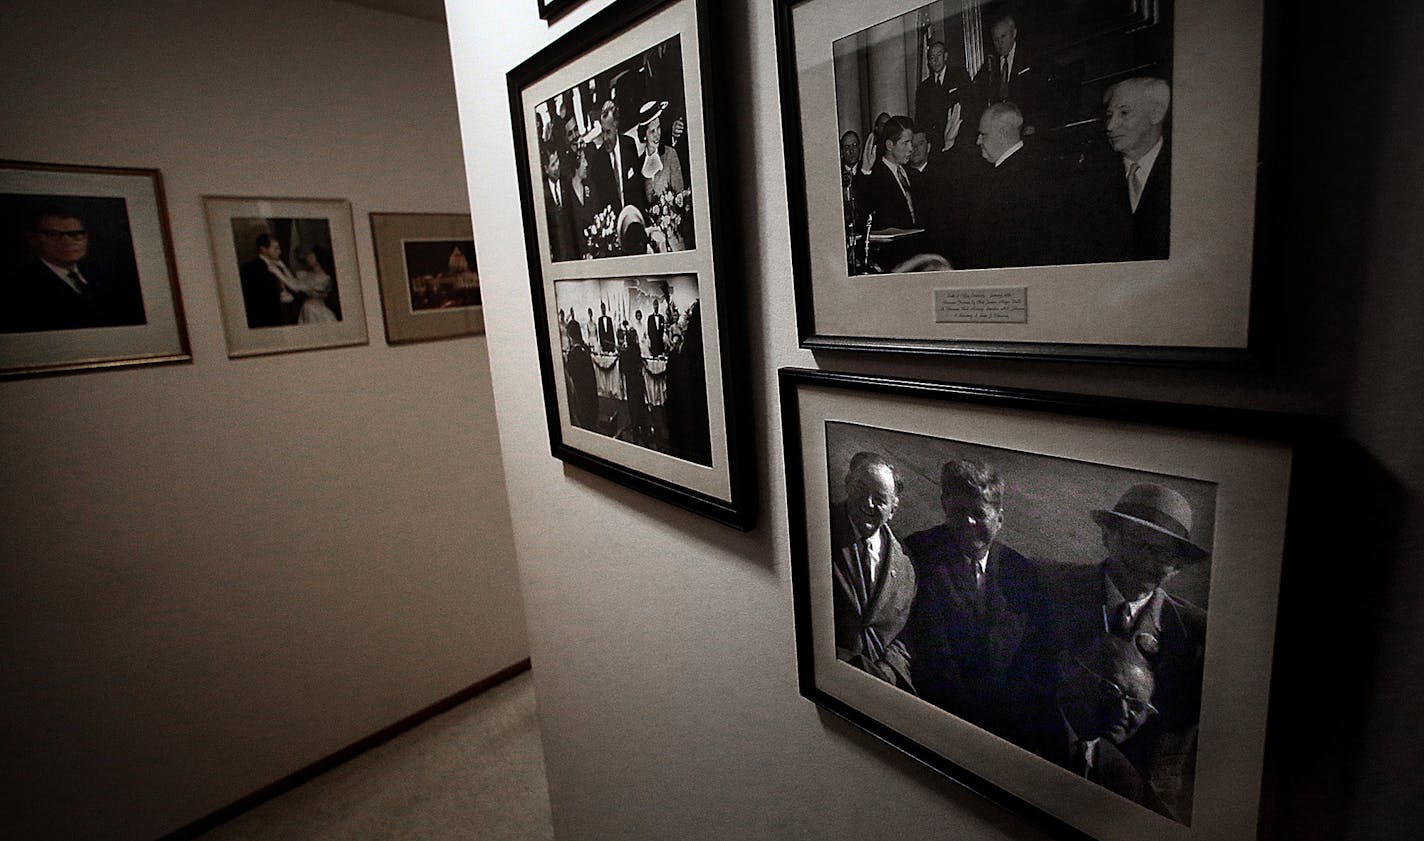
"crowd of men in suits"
559,294,711,465
832,452,1205,823
841,16,1171,272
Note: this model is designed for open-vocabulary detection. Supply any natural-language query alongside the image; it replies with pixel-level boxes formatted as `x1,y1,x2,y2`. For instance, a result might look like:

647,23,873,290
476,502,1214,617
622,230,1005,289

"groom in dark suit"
2,207,146,333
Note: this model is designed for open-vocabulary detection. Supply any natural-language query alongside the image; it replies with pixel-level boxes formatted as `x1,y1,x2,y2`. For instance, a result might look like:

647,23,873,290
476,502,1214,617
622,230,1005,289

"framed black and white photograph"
774,0,1275,362
204,195,368,358
509,0,754,529
780,367,1308,841
370,212,483,344
0,160,189,378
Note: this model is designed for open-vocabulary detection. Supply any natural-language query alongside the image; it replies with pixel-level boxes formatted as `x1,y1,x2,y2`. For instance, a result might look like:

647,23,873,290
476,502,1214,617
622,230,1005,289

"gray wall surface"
0,2,527,839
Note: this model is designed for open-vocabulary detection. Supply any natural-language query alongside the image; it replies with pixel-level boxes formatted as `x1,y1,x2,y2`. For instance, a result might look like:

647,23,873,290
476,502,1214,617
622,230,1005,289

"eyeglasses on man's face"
35,228,88,240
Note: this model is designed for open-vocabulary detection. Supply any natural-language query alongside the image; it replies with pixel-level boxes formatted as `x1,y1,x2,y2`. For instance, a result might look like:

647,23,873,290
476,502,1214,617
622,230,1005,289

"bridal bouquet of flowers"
583,206,619,259
646,188,693,252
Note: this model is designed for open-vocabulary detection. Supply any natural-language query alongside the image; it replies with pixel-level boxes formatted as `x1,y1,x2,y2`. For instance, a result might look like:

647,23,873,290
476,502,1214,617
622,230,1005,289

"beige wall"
0,2,527,840
451,1,1424,840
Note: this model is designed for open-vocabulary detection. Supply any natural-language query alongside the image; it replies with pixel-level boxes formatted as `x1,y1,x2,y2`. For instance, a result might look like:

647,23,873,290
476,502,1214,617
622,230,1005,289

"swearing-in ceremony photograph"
824,419,1212,825
555,273,711,467
834,0,1172,274
532,33,696,262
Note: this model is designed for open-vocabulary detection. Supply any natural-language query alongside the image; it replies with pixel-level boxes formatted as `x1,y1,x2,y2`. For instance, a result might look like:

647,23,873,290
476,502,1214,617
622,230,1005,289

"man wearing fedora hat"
1028,482,1209,821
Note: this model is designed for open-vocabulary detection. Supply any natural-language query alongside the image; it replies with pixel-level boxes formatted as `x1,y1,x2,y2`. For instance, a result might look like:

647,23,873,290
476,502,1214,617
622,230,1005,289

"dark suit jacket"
857,158,919,231
979,46,1048,128
960,145,1058,269
596,314,615,352
588,134,645,217
1063,140,1172,263
239,256,289,329
1016,703,1174,819
544,176,579,262
914,66,974,152
1,260,146,333
1031,560,1206,738
902,526,1041,734
646,312,665,356
831,502,916,689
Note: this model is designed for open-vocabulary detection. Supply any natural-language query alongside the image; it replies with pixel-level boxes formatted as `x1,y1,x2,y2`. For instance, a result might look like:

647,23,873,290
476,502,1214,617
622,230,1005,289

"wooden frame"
370,212,484,344
780,367,1314,839
204,195,368,358
0,159,189,378
773,0,1279,364
508,0,754,529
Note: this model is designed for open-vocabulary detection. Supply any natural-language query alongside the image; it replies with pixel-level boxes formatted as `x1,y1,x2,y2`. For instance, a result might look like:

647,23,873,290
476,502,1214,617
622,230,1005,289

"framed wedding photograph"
1,160,189,378
774,0,1277,363
204,195,368,358
508,0,754,529
370,212,483,344
780,367,1310,841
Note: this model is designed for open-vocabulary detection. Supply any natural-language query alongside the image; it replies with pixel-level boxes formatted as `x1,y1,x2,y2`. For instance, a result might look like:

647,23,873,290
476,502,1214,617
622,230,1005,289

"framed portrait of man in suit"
774,0,1276,364
0,160,189,378
508,0,755,530
780,368,1313,841
204,195,368,358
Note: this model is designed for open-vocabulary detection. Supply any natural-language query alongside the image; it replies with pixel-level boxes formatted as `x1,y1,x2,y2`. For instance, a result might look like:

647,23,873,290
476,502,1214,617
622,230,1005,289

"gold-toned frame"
0,159,190,379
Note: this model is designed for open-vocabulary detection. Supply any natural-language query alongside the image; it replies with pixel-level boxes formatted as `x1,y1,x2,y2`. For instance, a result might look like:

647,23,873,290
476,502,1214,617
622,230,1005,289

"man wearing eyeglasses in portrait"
1018,635,1173,819
1029,482,1209,822
2,205,146,333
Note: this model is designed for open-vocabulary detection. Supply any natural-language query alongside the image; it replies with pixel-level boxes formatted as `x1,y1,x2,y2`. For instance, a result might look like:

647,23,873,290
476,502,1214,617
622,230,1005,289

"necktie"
67,270,89,292
1128,161,1144,211
1109,600,1134,635
612,148,624,206
893,167,915,223
999,56,1010,99
860,537,877,600
1072,740,1094,777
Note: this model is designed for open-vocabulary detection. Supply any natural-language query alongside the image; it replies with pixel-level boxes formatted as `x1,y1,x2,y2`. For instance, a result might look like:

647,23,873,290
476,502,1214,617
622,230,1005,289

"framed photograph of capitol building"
370,212,484,344
1,160,189,378
774,0,1275,363
508,0,754,529
780,368,1308,841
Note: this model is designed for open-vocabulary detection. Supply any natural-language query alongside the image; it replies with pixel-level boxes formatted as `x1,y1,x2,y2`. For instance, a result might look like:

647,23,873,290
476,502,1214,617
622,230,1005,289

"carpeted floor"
195,671,554,840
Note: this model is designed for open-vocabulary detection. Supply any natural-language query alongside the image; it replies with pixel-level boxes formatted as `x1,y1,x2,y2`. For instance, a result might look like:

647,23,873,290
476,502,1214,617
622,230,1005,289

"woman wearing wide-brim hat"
637,100,686,206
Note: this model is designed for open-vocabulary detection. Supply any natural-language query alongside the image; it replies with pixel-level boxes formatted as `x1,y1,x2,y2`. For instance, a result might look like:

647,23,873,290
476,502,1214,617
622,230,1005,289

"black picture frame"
508,0,755,530
779,367,1315,840
538,0,585,23
773,0,1280,364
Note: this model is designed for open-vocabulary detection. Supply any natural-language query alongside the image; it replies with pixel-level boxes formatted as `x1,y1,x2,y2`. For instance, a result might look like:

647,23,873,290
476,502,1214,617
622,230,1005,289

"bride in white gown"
289,248,339,323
